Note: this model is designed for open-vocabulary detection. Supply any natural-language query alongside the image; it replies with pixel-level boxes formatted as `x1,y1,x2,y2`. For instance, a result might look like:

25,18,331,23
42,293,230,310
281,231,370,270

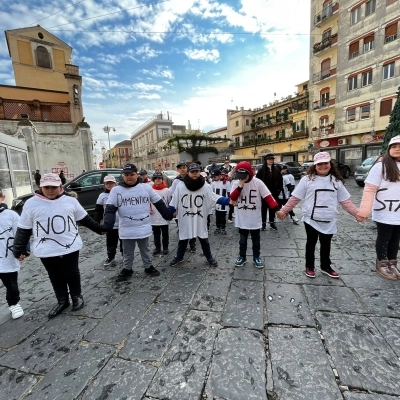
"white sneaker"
9,304,24,319
291,217,300,224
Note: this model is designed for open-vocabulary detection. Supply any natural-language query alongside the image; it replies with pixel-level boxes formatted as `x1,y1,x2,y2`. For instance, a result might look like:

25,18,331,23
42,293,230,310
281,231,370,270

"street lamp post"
103,125,116,150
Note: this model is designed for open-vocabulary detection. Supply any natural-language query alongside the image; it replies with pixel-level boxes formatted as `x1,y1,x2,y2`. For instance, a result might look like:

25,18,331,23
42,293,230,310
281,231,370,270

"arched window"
35,46,52,69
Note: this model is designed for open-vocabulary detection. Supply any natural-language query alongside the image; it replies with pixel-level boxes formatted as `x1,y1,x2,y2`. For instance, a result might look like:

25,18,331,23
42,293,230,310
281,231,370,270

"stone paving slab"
0,315,98,374
261,248,299,257
264,257,303,271
71,284,121,319
222,279,264,330
0,299,34,326
135,267,179,294
205,328,267,400
84,292,157,345
81,357,156,400
119,302,188,362
333,260,375,275
147,310,220,400
370,316,400,357
342,274,400,289
266,269,345,286
353,288,400,317
268,327,342,400
158,268,207,304
0,367,38,400
266,283,314,327
192,270,232,311
233,263,264,280
343,392,400,400
303,285,368,314
0,297,56,349
24,343,114,400
317,312,400,395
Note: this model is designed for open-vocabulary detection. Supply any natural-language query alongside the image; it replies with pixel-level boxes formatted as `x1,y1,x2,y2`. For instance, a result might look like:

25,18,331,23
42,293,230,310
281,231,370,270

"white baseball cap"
104,175,117,183
313,152,331,165
389,136,400,147
40,173,61,187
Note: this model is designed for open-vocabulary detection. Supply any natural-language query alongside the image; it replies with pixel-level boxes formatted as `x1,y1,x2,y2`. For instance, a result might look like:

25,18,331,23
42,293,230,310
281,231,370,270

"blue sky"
0,0,310,154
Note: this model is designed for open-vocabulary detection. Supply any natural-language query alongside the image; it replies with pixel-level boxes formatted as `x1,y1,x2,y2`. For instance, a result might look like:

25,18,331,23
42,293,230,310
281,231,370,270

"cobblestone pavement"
1,180,400,400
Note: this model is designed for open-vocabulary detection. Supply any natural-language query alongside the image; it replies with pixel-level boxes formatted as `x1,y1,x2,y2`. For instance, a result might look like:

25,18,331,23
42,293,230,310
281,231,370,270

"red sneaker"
321,268,339,279
305,268,315,278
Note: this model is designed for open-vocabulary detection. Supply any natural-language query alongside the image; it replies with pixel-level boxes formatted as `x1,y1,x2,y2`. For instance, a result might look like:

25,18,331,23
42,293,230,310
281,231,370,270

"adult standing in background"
34,170,41,187
256,154,283,231
59,170,66,185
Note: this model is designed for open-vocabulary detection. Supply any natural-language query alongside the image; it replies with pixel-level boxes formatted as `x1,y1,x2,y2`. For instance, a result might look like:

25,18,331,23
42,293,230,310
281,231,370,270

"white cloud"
133,82,163,91
141,65,174,79
184,48,220,62
135,44,161,60
138,93,161,99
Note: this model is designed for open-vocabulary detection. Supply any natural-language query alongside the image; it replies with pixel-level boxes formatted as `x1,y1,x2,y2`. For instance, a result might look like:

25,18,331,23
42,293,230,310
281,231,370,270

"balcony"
313,33,338,55
314,2,339,26
384,33,398,44
290,101,309,113
312,96,336,110
312,65,337,83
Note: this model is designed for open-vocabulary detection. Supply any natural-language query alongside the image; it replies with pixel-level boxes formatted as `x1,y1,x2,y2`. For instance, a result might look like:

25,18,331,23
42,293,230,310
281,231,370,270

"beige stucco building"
0,26,93,178
229,82,310,164
310,0,400,172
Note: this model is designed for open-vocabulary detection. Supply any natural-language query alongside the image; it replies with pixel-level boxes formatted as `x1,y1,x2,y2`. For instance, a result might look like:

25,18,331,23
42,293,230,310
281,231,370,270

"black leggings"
304,222,333,270
0,272,20,306
376,222,400,261
41,250,81,301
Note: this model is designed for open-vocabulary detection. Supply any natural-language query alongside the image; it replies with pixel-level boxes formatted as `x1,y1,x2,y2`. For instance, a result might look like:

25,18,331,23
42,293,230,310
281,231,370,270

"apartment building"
103,140,132,168
229,82,310,163
310,0,400,172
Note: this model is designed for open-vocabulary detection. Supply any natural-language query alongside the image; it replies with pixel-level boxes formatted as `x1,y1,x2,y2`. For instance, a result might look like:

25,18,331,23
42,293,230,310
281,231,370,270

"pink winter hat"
313,152,331,165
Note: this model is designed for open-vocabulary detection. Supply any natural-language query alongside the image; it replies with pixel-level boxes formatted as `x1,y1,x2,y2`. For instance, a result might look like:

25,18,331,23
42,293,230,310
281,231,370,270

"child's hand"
356,214,367,222
230,200,237,206
18,254,26,261
276,210,287,220
239,179,246,187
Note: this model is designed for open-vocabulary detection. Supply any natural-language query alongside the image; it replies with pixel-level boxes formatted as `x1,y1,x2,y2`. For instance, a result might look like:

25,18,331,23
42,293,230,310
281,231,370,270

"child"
230,162,280,269
357,136,400,280
150,172,171,255
169,163,230,268
139,169,153,185
13,173,103,319
278,165,299,224
94,175,122,266
102,164,173,280
211,169,231,234
0,189,26,319
277,152,358,279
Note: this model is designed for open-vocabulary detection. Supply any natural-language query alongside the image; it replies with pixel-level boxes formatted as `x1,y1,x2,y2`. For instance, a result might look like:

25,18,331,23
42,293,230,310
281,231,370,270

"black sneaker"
208,257,218,267
145,265,160,276
117,268,133,280
221,229,227,235
261,224,266,231
170,257,183,267
152,248,162,256
270,223,278,231
163,248,169,255
104,257,115,266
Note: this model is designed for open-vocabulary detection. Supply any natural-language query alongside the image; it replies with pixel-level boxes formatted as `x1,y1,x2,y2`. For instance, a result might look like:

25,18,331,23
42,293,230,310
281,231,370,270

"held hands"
276,210,287,220
230,199,237,206
355,213,368,222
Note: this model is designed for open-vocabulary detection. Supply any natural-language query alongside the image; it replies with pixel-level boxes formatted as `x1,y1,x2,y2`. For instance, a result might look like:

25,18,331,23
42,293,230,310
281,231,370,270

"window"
361,105,371,119
362,70,372,86
380,99,393,116
245,119,249,126
35,46,52,69
348,76,358,91
385,23,398,43
365,0,376,16
347,109,356,122
321,59,331,78
322,29,331,40
0,146,11,190
235,121,239,127
349,41,359,59
351,7,361,25
320,116,329,127
383,62,395,80
321,92,330,107
363,34,374,52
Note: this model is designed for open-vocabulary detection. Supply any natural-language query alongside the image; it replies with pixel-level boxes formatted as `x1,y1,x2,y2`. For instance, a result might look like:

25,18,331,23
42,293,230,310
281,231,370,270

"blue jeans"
239,228,260,258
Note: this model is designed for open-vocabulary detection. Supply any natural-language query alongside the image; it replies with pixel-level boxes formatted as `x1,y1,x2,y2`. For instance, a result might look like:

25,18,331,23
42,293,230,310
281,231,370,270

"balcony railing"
312,96,336,110
314,2,339,26
290,101,309,113
385,33,398,44
312,65,337,83
313,33,338,55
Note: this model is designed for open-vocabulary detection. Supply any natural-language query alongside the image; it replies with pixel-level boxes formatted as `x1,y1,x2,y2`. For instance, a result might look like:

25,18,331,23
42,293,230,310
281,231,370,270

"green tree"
381,86,400,154
167,134,230,162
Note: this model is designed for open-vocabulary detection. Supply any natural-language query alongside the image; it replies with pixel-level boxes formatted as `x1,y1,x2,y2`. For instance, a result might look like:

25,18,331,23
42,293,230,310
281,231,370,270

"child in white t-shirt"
211,169,231,234
13,173,103,319
94,175,122,267
278,165,299,224
0,189,26,319
277,152,358,279
357,136,400,280
230,162,280,269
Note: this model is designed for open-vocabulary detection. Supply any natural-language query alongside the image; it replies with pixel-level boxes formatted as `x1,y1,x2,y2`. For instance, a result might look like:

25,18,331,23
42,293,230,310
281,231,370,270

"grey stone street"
1,180,400,400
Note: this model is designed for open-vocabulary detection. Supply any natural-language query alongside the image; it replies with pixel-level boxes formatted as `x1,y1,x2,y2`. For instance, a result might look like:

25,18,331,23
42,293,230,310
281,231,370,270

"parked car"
163,170,178,180
204,163,237,173
252,164,263,174
277,161,303,179
11,168,123,215
146,169,155,178
300,159,351,179
354,156,379,187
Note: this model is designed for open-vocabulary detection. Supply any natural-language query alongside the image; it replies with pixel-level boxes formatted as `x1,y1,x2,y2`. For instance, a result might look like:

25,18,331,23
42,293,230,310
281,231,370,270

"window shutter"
349,41,359,53
292,122,296,131
301,120,305,130
380,99,392,116
321,59,330,70
364,34,374,44
385,22,398,37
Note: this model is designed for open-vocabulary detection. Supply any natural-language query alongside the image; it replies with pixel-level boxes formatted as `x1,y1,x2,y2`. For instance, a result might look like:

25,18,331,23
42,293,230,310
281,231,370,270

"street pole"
103,125,116,150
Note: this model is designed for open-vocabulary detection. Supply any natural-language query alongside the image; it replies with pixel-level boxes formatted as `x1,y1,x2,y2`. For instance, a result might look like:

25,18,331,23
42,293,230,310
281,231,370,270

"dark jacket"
59,172,66,184
256,163,283,196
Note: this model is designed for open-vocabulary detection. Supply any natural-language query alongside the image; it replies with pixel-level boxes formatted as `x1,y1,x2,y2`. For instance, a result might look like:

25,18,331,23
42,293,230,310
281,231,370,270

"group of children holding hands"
1,136,400,321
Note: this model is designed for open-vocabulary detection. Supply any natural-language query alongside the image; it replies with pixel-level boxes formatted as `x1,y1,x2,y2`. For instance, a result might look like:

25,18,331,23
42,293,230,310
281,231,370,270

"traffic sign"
99,162,105,169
